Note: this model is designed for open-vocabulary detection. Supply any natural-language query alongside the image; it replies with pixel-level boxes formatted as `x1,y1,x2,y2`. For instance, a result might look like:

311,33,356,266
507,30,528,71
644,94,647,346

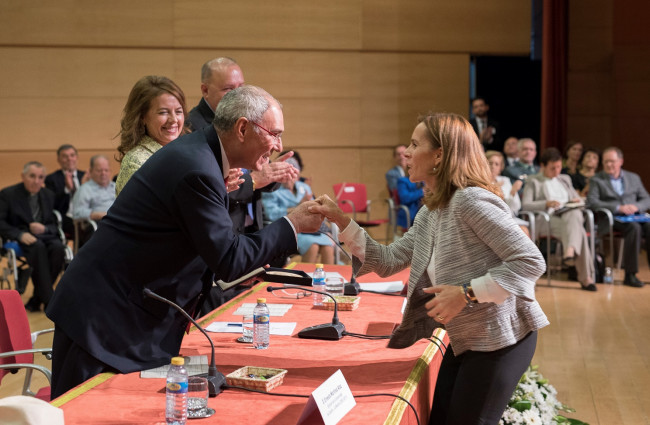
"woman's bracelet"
461,283,478,306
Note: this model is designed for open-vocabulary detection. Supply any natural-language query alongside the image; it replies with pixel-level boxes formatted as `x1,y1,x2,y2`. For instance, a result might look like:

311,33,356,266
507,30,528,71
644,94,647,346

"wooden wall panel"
173,0,362,50
566,116,611,149
0,1,174,46
567,72,612,116
362,0,530,53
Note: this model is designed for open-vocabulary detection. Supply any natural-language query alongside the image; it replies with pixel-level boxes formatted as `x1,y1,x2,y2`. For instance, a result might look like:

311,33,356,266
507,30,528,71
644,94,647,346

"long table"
52,263,447,424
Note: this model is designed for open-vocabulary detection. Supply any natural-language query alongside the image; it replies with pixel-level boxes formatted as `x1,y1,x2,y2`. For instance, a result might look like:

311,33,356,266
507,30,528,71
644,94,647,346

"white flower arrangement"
500,365,589,425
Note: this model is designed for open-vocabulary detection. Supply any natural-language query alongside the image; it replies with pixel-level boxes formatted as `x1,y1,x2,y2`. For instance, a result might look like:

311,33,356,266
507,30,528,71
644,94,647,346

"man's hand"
251,151,299,189
64,170,75,191
479,126,494,144
29,222,46,235
619,204,639,215
19,232,37,245
309,195,351,230
225,168,245,193
510,179,523,195
286,200,324,234
80,171,91,185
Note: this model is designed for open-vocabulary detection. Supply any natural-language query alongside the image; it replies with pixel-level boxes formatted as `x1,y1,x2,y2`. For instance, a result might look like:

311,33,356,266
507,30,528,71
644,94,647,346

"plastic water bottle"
253,298,270,349
312,263,326,306
603,267,613,284
166,356,188,425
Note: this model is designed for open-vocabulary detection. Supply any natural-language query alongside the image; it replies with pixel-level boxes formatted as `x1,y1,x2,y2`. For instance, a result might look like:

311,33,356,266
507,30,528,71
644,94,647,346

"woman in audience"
115,76,189,195
261,154,334,264
395,174,423,229
311,113,548,424
486,150,530,237
522,147,596,291
570,147,601,197
561,141,583,175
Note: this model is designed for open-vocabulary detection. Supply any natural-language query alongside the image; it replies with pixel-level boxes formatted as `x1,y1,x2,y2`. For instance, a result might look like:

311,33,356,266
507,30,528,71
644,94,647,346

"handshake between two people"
285,194,352,234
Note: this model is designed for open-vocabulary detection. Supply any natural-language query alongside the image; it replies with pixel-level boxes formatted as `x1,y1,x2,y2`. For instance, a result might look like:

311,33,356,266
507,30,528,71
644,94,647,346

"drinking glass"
325,277,345,297
241,314,254,343
187,376,208,418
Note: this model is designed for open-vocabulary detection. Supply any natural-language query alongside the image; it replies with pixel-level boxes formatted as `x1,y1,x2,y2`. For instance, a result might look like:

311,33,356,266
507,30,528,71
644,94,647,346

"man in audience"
0,162,66,311
46,85,324,398
503,136,520,167
503,138,539,185
45,145,86,236
72,155,116,246
385,144,407,192
587,147,650,287
469,97,502,152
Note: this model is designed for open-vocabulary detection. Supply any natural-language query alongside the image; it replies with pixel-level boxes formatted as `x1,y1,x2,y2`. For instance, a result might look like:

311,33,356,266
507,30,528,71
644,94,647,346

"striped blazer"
353,187,549,354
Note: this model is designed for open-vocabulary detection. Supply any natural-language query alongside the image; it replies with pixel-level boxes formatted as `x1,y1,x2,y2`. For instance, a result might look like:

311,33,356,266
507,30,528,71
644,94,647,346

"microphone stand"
143,288,227,397
266,285,346,340
322,232,361,296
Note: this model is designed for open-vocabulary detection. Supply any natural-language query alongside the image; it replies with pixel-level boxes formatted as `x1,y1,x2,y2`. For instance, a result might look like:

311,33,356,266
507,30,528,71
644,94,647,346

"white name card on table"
358,280,404,293
296,370,356,425
205,321,297,336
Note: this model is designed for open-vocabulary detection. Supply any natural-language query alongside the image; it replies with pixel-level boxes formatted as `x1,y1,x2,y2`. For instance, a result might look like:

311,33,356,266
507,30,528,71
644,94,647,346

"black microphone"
322,232,361,296
143,288,226,397
266,285,345,340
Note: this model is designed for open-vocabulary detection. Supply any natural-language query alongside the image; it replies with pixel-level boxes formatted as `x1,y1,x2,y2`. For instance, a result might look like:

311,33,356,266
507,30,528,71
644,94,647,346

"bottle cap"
171,356,184,366
316,263,324,268
257,298,266,303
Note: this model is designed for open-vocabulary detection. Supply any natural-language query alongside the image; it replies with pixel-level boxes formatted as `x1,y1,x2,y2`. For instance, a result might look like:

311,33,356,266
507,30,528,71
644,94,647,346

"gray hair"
518,138,536,150
201,57,239,83
22,161,44,174
603,146,623,160
89,154,108,169
213,85,281,133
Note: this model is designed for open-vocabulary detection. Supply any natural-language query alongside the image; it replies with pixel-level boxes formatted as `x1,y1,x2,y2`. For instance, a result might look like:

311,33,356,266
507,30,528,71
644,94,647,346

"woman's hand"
545,200,560,209
308,195,350,230
423,285,468,324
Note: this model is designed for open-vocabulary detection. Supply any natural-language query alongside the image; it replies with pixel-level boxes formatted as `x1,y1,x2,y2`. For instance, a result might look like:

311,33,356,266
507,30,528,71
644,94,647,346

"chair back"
333,183,369,214
0,290,33,381
2,241,24,258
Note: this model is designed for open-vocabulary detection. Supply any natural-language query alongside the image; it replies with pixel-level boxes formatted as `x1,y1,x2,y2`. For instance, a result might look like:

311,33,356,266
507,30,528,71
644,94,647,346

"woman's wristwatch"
461,283,478,306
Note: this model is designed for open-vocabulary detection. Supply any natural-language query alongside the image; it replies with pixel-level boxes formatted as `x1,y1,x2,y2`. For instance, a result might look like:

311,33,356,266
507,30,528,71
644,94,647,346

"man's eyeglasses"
251,121,282,142
270,287,312,299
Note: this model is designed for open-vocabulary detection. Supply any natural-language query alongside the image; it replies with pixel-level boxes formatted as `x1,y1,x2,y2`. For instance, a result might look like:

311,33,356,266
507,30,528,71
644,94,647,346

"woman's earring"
433,167,437,172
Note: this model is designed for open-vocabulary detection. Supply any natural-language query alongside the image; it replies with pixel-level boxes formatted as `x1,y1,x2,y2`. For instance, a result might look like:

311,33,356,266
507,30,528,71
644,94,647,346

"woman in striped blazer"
312,113,548,425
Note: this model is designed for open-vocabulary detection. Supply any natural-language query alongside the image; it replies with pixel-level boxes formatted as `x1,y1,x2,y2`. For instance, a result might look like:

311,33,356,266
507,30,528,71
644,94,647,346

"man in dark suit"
45,144,86,236
45,85,324,399
587,147,650,287
188,57,297,236
469,97,502,152
0,162,66,311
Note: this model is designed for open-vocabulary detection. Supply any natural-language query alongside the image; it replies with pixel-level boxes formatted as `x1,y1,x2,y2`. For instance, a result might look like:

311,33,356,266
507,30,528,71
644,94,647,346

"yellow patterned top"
115,136,163,196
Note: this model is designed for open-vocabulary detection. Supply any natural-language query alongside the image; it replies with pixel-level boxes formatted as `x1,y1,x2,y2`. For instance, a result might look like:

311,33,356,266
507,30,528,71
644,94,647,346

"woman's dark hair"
578,147,602,171
539,147,563,166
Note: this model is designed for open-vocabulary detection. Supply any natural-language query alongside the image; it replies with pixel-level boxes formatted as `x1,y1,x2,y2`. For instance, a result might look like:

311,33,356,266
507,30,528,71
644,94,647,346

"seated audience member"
502,136,520,167
486,150,529,238
570,147,600,198
262,155,334,264
0,162,66,311
395,175,423,229
587,147,650,288
385,144,407,192
115,76,190,196
562,141,583,175
72,155,116,246
45,144,87,235
522,148,596,291
503,138,540,185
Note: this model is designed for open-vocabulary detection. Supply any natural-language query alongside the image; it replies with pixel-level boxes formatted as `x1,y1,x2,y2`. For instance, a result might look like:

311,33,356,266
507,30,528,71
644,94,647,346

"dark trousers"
613,221,650,274
20,236,65,305
51,326,117,400
429,331,537,425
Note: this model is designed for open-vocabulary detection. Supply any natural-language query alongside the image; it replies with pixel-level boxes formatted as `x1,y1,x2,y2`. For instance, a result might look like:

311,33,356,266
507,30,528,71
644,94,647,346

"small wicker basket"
322,296,360,311
226,366,288,392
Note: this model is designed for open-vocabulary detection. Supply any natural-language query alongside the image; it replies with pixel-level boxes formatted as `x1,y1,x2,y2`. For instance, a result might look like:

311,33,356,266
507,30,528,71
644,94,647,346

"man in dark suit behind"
45,144,86,236
46,85,324,399
469,97,502,152
0,162,66,311
587,147,650,287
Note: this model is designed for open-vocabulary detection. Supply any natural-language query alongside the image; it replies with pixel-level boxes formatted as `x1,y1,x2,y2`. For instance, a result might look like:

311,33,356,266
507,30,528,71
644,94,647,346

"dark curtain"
540,0,568,151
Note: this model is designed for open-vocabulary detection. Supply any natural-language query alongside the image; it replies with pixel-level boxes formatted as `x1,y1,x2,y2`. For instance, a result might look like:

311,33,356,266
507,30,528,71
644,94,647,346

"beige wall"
0,1,531,238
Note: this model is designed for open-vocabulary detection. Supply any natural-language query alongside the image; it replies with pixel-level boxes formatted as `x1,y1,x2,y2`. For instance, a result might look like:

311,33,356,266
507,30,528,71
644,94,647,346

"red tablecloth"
52,263,447,425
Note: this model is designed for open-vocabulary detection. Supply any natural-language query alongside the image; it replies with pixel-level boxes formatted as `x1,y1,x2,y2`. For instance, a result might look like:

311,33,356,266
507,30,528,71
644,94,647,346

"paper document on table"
205,321,296,336
233,303,292,316
140,355,208,378
359,281,404,293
